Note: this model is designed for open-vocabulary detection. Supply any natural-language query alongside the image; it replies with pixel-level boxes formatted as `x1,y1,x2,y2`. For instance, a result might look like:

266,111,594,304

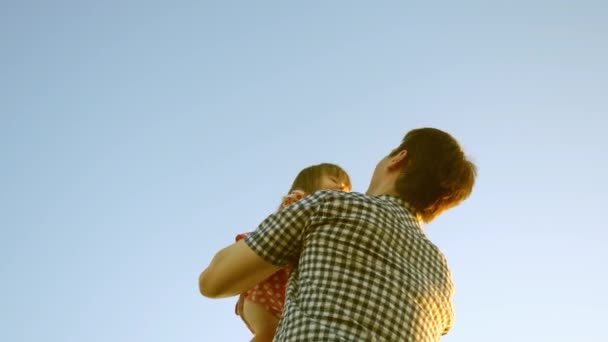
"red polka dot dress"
235,190,305,318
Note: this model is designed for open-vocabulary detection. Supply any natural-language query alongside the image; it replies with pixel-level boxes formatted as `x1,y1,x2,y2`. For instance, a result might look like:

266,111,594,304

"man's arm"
199,190,331,299
198,240,281,298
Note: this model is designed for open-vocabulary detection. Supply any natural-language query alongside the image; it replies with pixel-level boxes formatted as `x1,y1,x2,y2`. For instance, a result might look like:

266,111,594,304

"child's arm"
279,190,306,210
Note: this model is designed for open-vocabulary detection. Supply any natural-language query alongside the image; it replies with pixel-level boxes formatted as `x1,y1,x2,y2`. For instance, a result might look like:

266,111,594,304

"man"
199,128,477,341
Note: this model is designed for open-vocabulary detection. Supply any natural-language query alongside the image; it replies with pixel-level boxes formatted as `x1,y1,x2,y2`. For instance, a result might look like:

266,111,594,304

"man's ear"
387,150,407,170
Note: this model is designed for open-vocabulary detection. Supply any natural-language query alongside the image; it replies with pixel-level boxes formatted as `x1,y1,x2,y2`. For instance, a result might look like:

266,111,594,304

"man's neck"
365,183,399,197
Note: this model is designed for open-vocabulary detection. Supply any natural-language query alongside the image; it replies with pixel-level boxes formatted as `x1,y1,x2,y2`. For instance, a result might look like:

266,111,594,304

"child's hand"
280,190,306,209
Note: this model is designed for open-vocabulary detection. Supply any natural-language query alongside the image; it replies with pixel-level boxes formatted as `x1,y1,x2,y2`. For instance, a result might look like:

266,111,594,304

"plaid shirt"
245,190,455,341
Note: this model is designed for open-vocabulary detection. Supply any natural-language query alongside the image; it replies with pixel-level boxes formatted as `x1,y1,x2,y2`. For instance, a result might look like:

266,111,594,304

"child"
235,163,351,342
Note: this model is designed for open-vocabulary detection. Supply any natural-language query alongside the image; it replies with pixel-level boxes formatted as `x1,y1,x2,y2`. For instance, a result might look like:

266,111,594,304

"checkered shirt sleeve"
244,190,455,341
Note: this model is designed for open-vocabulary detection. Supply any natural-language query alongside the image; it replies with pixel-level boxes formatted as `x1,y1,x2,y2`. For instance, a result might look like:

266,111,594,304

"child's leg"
241,299,279,342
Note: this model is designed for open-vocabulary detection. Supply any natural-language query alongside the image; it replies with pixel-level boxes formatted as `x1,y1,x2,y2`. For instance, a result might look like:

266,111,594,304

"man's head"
368,128,477,223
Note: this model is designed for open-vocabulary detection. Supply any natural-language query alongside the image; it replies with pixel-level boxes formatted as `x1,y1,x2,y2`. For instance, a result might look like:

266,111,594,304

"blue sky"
1,1,607,341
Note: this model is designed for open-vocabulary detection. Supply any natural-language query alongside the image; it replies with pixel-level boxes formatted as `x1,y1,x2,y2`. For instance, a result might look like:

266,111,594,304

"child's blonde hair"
288,163,351,194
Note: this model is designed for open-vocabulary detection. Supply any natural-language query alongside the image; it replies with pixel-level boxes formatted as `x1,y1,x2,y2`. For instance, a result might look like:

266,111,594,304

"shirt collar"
376,194,421,222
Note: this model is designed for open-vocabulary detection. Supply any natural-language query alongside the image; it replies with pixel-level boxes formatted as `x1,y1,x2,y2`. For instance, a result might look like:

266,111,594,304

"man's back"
246,191,455,341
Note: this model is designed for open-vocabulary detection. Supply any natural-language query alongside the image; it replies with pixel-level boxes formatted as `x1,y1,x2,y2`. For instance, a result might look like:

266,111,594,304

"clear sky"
1,1,607,341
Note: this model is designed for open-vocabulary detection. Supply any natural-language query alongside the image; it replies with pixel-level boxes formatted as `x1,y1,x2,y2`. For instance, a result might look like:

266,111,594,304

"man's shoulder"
306,191,394,215
310,190,371,200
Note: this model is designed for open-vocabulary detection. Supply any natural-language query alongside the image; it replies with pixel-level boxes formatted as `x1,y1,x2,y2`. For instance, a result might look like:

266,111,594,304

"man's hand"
235,293,245,316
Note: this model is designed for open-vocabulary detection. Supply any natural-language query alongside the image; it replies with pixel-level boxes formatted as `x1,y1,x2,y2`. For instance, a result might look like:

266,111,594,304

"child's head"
289,163,351,194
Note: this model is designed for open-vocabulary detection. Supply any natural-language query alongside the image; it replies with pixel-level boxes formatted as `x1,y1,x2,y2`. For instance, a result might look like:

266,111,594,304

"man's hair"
392,128,477,223
289,163,351,194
